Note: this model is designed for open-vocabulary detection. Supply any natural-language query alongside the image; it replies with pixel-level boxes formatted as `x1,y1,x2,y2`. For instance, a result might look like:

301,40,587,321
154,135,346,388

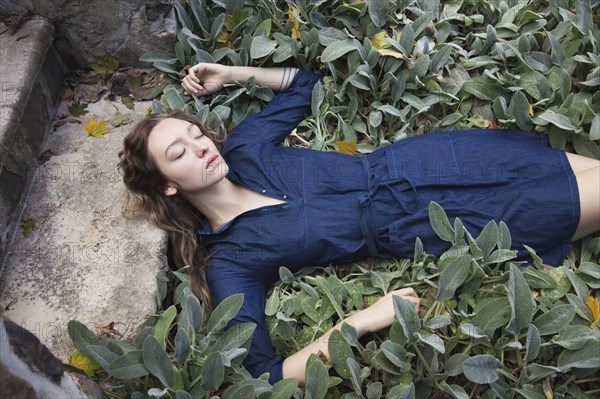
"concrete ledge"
0,19,68,268
0,98,167,360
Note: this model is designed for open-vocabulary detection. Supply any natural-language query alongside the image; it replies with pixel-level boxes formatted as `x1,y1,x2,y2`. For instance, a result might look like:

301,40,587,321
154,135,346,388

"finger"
189,64,203,83
189,72,200,83
181,80,193,95
183,78,202,94
391,288,417,297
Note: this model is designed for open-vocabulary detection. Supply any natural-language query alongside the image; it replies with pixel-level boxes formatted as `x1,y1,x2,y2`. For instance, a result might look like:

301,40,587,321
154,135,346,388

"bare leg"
565,153,600,241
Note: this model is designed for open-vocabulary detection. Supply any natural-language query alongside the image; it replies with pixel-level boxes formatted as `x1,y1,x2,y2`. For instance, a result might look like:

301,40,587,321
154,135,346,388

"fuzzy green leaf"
106,350,148,380
532,304,576,336
206,293,244,335
67,320,101,361
272,378,299,399
142,335,175,388
552,325,600,350
250,35,277,59
85,345,118,369
428,201,454,242
305,354,328,399
328,329,355,379
154,305,177,349
536,110,578,132
222,381,258,399
446,353,470,377
417,332,445,354
510,90,533,131
437,255,471,302
368,0,389,28
462,355,501,384
558,340,600,371
312,80,324,118
201,352,224,391
366,382,383,399
321,40,356,62
524,324,541,363
174,327,190,365
393,296,420,343
507,264,534,337
386,384,415,399
380,341,409,369
347,357,362,393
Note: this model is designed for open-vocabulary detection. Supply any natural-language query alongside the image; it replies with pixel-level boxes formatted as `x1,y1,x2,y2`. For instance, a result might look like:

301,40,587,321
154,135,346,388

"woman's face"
147,117,228,196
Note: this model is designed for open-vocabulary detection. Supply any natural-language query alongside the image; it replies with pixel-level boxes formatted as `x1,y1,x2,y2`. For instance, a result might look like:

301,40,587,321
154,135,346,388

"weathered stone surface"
0,0,177,68
0,316,104,398
0,19,67,272
0,97,167,360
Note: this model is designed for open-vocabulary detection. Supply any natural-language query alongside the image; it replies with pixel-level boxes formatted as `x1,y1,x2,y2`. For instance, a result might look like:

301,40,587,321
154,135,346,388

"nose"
192,140,209,157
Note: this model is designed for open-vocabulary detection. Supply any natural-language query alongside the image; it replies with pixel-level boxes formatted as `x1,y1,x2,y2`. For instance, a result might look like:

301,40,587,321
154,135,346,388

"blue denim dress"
198,71,579,382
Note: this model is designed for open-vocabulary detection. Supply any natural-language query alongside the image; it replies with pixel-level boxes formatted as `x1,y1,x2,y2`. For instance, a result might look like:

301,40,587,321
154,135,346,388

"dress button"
262,189,266,193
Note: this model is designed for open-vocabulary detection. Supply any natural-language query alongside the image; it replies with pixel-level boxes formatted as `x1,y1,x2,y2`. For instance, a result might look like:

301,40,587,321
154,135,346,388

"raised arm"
282,288,420,384
182,63,299,96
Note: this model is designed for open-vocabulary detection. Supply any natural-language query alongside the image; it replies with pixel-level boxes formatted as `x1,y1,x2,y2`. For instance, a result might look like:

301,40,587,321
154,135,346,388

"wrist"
227,66,252,84
343,311,370,336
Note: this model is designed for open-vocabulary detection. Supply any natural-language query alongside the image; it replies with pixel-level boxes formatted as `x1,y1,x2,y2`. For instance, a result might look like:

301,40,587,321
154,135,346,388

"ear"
164,183,178,196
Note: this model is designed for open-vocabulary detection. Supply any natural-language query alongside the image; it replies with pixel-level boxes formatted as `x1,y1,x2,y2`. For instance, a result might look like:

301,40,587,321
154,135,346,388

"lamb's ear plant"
68,203,599,399
142,0,599,156
68,278,304,399
65,0,600,397
265,202,600,399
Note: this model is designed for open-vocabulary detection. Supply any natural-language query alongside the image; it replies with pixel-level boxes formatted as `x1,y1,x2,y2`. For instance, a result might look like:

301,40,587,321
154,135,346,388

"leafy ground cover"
69,1,599,398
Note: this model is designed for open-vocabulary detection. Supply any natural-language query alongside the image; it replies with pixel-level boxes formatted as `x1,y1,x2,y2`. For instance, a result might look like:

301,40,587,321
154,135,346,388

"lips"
206,154,219,169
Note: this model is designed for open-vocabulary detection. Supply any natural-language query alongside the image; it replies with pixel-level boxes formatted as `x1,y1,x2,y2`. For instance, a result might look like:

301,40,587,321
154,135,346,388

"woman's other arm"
182,63,299,96
282,288,420,384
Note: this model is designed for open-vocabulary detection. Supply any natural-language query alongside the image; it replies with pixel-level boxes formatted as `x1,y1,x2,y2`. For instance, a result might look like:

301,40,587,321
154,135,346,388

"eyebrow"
164,123,195,158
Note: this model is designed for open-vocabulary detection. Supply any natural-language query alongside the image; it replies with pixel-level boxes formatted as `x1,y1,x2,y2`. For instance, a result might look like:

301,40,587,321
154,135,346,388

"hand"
182,63,231,96
346,288,420,335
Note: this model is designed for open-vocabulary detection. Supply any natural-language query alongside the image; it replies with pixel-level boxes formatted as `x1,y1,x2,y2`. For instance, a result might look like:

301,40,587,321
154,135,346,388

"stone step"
0,19,167,361
0,18,67,267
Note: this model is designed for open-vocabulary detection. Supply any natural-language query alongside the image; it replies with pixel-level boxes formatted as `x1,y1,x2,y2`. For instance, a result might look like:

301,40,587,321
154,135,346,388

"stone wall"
0,0,177,68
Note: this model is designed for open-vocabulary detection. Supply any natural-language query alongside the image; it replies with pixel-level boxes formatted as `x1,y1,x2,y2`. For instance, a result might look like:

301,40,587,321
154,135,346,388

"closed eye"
175,148,186,159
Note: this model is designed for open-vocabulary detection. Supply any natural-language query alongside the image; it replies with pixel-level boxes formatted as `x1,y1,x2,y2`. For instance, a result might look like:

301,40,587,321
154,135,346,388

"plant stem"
575,377,600,384
413,344,435,377
422,301,440,322
498,368,519,383
515,344,524,369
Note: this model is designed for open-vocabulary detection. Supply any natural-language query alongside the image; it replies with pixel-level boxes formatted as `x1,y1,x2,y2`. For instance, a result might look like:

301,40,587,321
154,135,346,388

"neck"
181,178,250,230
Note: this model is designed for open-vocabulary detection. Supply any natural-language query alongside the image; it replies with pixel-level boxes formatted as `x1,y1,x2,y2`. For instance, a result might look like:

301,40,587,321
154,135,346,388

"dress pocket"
385,133,460,185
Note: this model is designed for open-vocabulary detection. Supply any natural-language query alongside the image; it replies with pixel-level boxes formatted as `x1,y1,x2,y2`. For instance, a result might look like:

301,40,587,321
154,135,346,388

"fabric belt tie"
357,157,419,257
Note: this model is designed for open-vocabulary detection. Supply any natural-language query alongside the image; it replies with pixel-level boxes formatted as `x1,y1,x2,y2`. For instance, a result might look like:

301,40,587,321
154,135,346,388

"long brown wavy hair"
118,110,223,310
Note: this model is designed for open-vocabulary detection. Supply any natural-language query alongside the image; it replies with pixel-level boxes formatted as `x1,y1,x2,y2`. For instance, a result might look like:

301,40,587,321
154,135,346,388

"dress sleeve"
209,270,284,384
224,70,322,147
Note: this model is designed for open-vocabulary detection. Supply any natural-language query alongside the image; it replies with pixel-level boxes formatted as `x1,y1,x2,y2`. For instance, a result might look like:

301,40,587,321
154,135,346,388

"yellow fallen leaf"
216,29,234,49
377,48,404,59
335,140,357,155
84,118,111,138
69,350,101,377
370,31,388,50
529,103,534,117
289,6,301,40
587,295,599,329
